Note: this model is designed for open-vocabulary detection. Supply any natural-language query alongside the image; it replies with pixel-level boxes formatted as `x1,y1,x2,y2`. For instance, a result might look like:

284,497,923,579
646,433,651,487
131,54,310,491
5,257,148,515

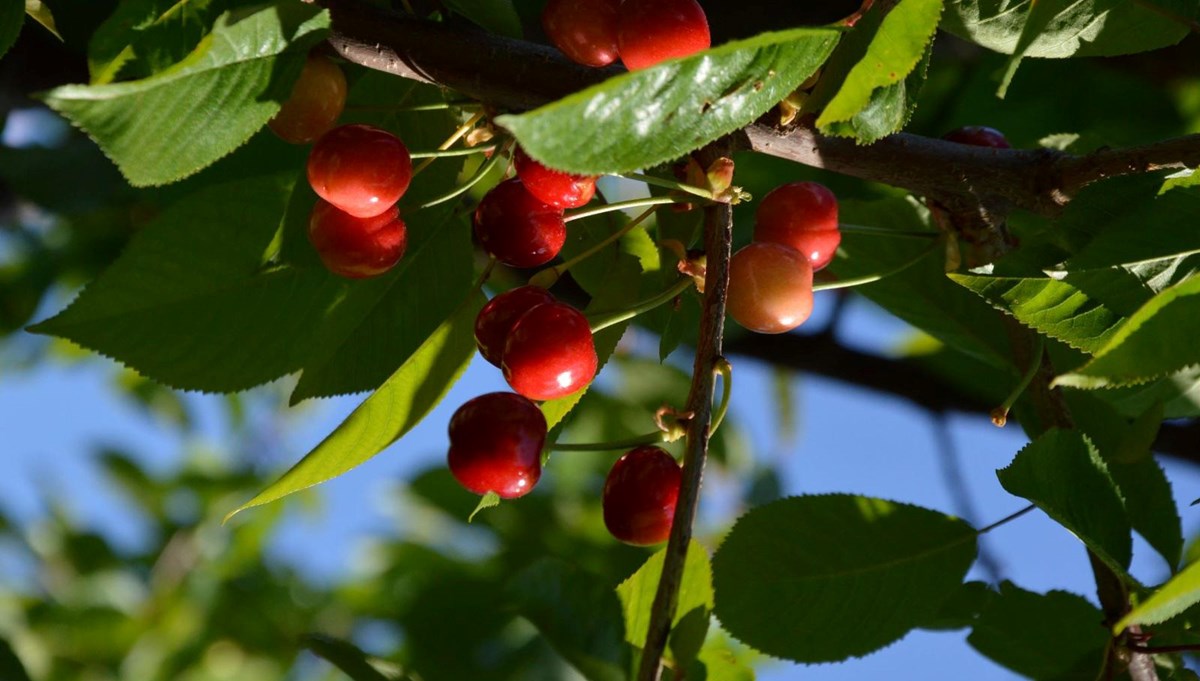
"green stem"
409,145,497,159
344,100,482,113
840,223,940,239
564,196,679,223
710,358,733,435
415,141,510,210
977,504,1036,534
623,172,716,201
551,430,672,452
587,277,695,333
812,238,941,292
412,110,485,178
991,335,1045,427
530,206,657,289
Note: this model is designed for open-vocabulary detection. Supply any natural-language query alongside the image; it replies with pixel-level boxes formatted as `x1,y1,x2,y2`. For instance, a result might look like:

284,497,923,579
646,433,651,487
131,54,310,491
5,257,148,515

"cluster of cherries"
728,181,840,334
542,0,710,70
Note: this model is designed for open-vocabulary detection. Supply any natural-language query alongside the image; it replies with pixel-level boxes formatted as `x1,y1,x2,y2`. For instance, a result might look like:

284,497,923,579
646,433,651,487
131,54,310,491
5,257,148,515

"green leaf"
949,274,1123,354
43,3,330,186
1,0,23,60
496,27,839,175
967,582,1107,681
817,41,932,143
224,292,481,520
443,0,521,38
508,558,629,681
617,540,713,649
23,0,59,40
468,490,500,522
0,638,32,681
997,428,1132,575
814,0,942,135
1116,559,1200,633
1063,177,1200,273
712,494,977,663
1054,275,1200,389
303,634,398,681
942,0,1191,59
87,0,228,85
917,581,997,631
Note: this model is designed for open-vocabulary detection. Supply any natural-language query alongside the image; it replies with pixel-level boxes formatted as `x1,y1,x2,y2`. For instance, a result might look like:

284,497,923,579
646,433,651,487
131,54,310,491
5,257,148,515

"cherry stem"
563,196,680,223
411,110,485,178
530,205,658,289
839,223,940,239
624,172,716,201
812,237,941,292
977,504,1036,534
343,100,482,113
415,140,512,210
409,145,497,159
471,256,498,292
710,358,733,436
551,430,675,452
991,335,1046,427
587,276,696,334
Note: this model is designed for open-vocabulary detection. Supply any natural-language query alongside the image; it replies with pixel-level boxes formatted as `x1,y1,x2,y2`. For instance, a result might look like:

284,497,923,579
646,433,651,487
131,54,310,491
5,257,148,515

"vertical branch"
636,143,735,681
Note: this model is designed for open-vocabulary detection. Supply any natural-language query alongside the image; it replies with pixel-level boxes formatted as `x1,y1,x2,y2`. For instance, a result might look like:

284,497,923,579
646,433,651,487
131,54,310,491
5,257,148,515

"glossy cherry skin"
502,301,597,401
474,285,557,367
308,200,407,278
448,392,547,498
473,178,567,268
542,0,621,68
617,0,711,71
513,147,597,209
727,242,814,334
603,446,682,546
942,126,1010,149
269,54,347,144
307,124,413,218
754,181,840,271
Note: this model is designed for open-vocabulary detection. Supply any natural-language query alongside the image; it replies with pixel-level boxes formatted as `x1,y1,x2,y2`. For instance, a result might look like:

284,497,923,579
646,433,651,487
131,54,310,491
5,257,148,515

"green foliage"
497,27,839,175
443,0,522,38
303,634,401,681
967,582,1108,681
43,2,330,186
1117,559,1200,633
0,0,22,60
87,0,238,85
617,541,713,650
997,429,1133,576
712,494,977,663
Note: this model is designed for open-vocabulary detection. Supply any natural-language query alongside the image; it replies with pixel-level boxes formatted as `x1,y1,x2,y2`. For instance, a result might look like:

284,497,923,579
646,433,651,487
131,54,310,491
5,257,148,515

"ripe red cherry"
617,0,711,71
448,392,547,498
474,178,567,268
474,285,557,367
603,446,682,546
269,54,347,144
727,242,814,334
308,200,407,278
754,181,840,271
513,147,597,209
943,126,1010,149
502,301,597,401
542,0,621,68
307,124,413,218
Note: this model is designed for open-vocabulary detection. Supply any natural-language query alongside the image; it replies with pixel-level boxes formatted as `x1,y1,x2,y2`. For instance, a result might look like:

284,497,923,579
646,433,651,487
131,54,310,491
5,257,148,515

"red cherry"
727,242,814,334
603,446,682,546
448,392,547,498
542,0,621,68
473,178,567,268
269,54,347,144
513,147,597,209
308,199,407,278
307,124,413,218
617,0,711,71
474,285,557,367
943,126,1010,149
754,181,841,271
502,301,597,401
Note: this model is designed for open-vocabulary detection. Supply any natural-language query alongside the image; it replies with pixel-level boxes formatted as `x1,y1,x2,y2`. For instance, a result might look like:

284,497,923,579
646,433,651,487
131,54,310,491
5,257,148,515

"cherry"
269,54,347,144
473,178,567,268
542,0,621,68
474,285,557,367
942,126,1010,149
307,124,413,218
617,0,711,71
308,199,407,278
727,242,814,334
502,301,597,401
513,147,598,209
754,181,840,271
602,446,682,546
448,392,547,498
